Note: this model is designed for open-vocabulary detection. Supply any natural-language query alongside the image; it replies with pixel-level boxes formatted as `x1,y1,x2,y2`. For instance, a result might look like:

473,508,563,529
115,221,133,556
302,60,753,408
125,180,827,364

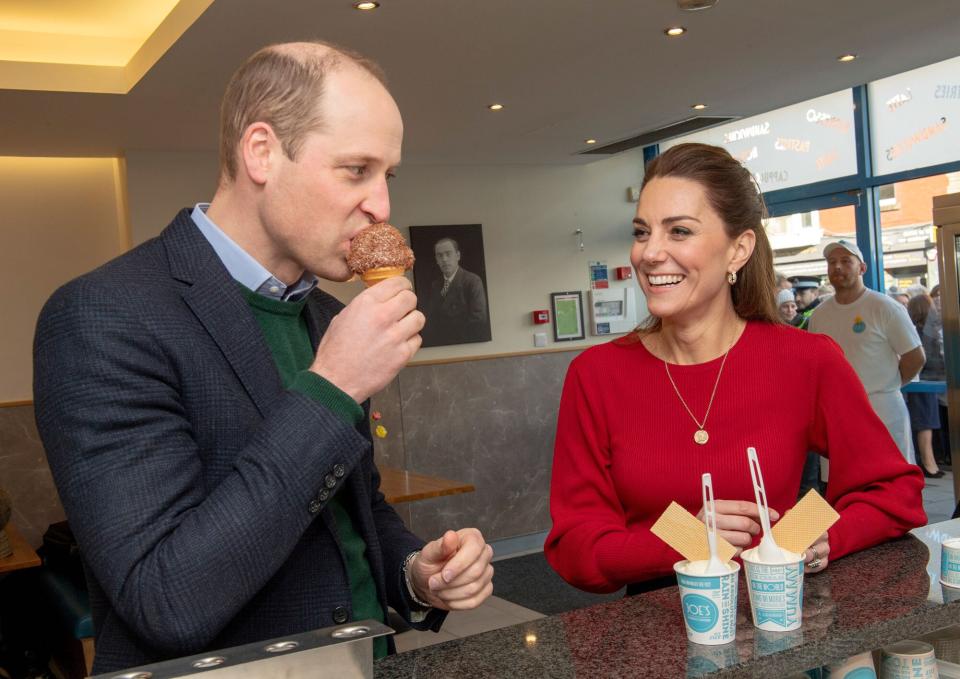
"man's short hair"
435,237,460,253
218,40,388,181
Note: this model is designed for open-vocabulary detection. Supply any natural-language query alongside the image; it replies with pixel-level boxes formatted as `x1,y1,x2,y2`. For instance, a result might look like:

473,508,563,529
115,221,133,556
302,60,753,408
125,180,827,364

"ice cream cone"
361,266,406,287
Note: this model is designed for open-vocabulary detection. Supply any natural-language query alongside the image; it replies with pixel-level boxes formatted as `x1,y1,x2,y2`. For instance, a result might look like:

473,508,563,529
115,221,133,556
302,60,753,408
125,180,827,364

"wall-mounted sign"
589,261,609,289
551,291,585,342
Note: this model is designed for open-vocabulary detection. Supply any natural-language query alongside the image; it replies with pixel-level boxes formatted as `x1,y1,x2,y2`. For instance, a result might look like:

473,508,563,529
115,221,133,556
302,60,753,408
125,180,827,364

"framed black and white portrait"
409,224,492,347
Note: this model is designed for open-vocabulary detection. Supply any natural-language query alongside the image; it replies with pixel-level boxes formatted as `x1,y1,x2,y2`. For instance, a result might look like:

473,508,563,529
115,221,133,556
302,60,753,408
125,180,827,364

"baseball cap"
823,239,864,262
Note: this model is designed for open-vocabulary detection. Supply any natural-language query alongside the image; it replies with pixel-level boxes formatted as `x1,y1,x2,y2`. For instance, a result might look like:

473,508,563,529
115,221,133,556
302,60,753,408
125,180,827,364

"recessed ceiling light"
692,103,708,110
837,53,857,62
354,1,379,10
665,27,686,37
488,103,504,111
585,139,597,144
678,0,719,10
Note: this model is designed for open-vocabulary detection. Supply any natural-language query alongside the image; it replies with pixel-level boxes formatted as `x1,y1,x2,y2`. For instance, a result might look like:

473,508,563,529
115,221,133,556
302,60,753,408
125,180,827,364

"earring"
727,271,738,285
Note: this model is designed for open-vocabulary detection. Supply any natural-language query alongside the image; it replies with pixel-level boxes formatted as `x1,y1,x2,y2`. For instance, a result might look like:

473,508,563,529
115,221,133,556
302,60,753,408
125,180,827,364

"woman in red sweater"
544,143,926,595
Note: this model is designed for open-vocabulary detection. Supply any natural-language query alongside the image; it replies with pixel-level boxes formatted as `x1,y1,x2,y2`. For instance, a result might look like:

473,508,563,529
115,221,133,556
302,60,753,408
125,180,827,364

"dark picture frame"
551,291,585,342
409,224,492,348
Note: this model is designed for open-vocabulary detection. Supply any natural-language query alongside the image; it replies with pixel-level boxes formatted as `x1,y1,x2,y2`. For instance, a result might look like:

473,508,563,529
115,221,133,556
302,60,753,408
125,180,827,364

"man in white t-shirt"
808,239,925,463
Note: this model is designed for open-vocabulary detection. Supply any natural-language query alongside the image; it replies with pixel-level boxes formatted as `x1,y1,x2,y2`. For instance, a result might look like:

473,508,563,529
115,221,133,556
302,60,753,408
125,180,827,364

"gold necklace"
663,348,731,445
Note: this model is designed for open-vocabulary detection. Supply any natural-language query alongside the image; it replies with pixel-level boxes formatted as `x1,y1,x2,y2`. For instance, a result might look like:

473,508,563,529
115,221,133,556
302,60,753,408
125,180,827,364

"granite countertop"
376,519,960,678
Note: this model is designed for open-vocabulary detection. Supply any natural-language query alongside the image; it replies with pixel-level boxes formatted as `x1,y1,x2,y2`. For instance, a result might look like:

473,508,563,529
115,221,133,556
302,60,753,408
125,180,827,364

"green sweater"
241,287,387,658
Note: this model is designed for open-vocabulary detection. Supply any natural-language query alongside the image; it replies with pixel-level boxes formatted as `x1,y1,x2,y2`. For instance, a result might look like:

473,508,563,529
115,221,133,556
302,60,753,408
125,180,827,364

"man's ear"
859,260,868,275
239,122,277,186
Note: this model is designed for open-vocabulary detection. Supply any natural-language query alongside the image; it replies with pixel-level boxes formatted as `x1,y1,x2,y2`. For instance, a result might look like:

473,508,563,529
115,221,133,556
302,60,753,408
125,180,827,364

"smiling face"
631,176,754,327
779,300,798,321
259,63,403,283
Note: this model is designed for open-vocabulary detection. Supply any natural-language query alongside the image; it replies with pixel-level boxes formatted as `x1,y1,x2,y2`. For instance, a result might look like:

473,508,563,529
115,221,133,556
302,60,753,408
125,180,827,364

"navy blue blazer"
34,210,443,674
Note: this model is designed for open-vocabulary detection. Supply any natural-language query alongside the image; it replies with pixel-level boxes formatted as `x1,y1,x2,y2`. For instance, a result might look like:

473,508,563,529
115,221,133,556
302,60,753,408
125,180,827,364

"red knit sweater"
544,321,926,593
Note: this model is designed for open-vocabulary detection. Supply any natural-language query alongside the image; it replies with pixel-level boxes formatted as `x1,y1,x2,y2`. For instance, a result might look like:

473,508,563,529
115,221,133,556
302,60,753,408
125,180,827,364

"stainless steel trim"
90,620,394,679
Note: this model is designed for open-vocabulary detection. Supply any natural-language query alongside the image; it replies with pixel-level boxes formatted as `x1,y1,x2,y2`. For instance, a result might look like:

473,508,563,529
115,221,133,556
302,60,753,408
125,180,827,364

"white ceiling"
3,0,960,165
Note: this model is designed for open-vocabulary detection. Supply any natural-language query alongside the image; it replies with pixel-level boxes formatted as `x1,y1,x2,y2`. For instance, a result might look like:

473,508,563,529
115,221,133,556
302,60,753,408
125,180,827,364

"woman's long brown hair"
626,142,781,338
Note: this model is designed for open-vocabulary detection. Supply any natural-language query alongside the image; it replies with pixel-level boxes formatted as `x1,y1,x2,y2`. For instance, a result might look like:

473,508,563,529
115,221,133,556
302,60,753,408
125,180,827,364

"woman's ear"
730,229,757,273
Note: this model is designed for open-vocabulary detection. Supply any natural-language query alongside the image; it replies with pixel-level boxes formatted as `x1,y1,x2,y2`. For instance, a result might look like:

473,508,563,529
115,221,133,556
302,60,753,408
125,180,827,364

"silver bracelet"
402,550,432,609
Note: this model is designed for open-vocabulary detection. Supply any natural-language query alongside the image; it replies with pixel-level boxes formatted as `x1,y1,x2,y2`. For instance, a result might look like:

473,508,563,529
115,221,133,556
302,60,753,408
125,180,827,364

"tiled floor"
394,469,958,651
923,468,957,524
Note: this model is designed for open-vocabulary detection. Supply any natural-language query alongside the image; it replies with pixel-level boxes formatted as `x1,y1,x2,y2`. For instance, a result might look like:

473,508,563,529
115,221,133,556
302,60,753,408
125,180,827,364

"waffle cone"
361,266,406,287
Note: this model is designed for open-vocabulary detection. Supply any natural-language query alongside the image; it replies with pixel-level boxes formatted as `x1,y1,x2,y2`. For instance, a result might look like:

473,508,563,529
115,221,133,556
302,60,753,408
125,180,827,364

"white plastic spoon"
701,473,728,575
747,446,783,563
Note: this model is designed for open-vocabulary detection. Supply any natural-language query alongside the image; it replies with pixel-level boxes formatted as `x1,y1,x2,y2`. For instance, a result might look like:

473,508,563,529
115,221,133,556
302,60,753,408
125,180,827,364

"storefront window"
662,89,858,192
878,171,960,293
766,204,856,281
868,54,960,177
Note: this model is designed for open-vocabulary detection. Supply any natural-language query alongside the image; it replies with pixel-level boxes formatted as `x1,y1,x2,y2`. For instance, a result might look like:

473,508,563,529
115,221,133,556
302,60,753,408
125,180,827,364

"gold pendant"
694,429,709,445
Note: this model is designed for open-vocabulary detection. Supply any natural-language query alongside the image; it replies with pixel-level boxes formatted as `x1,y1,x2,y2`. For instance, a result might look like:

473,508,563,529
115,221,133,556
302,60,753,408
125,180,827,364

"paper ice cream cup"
823,651,877,678
942,581,960,604
741,546,804,632
940,537,960,588
360,266,406,287
879,640,937,679
674,560,740,645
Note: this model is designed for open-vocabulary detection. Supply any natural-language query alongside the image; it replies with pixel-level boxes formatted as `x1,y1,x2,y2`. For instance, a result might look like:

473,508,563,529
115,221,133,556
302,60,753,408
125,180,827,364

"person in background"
545,143,924,595
786,281,826,496
791,275,821,329
906,293,945,478
34,41,493,674
777,288,799,325
776,271,793,291
930,284,952,467
817,283,835,302
808,240,924,463
892,292,910,307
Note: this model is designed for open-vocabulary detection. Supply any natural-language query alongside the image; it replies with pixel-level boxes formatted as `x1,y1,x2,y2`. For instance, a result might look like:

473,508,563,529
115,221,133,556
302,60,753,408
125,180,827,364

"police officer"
791,275,822,330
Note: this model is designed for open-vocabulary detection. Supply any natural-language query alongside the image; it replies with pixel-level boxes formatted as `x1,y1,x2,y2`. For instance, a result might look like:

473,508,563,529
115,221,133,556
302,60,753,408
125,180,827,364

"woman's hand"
804,532,830,573
697,500,780,555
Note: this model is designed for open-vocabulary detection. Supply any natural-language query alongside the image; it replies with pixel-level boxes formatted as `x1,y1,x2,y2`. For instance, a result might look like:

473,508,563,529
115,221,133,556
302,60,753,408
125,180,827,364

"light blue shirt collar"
190,203,317,302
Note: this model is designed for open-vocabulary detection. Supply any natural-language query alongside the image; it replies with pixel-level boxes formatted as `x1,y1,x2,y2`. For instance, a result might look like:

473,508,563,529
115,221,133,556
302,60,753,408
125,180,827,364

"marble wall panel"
0,349,579,550
370,377,405,470
0,404,65,547
400,351,579,543
369,377,411,530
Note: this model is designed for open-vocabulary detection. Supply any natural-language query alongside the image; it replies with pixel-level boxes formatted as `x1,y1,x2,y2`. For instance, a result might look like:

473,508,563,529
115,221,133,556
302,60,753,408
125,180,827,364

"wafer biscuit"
651,501,737,563
771,489,839,554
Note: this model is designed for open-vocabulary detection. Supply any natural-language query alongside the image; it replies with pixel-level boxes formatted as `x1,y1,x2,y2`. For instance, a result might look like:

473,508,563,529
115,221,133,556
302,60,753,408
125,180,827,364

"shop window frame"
643,84,960,294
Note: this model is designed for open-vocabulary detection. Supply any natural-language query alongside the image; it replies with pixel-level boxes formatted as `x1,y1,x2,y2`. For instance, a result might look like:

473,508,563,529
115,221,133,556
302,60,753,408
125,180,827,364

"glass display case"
934,192,960,508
